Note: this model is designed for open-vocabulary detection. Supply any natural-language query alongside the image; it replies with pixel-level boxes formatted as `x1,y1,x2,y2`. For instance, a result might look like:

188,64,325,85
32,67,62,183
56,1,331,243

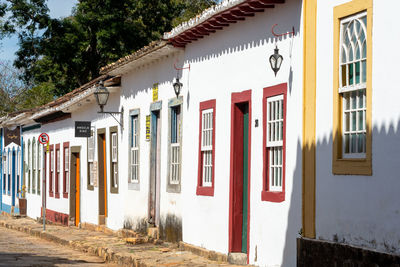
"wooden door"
98,132,107,225
69,150,80,227
149,110,161,226
229,91,251,256
75,154,80,226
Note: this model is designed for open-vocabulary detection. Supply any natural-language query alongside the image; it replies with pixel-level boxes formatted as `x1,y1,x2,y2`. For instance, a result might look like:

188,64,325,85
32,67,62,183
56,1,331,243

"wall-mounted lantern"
269,46,283,76
269,24,295,76
173,78,183,97
94,81,124,128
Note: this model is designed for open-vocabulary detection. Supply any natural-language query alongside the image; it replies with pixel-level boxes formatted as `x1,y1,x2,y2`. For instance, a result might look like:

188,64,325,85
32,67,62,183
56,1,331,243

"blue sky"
0,0,78,62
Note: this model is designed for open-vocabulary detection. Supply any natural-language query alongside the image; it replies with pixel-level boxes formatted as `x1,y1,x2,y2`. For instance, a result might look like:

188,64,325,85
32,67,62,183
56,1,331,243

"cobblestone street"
0,227,118,267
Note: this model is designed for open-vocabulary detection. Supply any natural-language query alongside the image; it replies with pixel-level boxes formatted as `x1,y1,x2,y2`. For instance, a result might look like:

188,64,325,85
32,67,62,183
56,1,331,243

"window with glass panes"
197,100,216,196
32,139,36,193
130,115,139,183
111,132,118,189
266,95,284,192
8,150,11,194
87,132,95,188
170,105,181,185
63,143,69,196
201,108,213,187
28,140,31,192
2,151,6,193
339,12,367,157
56,146,60,196
37,141,41,194
50,145,54,195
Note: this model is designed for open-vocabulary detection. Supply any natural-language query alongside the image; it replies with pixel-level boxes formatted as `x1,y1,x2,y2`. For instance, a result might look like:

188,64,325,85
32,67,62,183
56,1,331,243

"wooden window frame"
110,126,118,194
7,150,10,195
128,109,140,190
63,142,69,198
262,83,287,202
49,144,54,197
196,99,216,196
2,149,6,194
87,129,95,190
55,144,60,198
167,97,183,193
32,138,36,194
27,140,31,193
332,0,372,175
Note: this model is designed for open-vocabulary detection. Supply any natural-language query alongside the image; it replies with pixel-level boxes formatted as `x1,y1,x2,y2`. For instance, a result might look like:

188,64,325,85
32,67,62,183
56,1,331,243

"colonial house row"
1,0,399,266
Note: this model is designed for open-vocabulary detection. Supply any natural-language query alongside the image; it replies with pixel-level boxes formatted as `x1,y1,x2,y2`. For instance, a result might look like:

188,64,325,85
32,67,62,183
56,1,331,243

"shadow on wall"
292,118,400,266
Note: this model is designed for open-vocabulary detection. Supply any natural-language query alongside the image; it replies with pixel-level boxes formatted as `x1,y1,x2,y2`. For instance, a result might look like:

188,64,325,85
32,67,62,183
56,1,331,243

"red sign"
38,133,50,145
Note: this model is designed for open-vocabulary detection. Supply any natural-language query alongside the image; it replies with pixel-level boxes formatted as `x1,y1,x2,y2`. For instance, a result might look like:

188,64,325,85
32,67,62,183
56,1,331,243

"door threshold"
228,252,247,265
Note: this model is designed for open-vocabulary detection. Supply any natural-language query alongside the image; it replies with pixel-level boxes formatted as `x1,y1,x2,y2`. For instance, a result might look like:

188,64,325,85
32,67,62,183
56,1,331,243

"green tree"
0,0,217,102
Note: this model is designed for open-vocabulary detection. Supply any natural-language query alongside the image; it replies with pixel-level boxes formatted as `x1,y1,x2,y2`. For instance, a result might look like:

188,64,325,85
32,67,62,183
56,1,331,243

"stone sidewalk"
0,215,241,267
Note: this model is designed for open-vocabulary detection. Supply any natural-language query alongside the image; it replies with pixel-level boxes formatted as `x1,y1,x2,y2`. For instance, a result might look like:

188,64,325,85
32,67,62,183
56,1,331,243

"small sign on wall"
146,115,151,141
152,83,158,102
75,121,91,137
93,161,98,187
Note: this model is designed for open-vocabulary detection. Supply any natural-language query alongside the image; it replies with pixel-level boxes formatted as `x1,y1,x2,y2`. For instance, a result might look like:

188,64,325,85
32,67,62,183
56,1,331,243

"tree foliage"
0,0,217,105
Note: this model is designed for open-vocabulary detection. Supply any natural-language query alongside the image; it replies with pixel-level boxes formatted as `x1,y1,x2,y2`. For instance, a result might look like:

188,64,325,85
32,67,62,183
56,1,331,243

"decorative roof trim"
100,41,174,75
164,0,247,39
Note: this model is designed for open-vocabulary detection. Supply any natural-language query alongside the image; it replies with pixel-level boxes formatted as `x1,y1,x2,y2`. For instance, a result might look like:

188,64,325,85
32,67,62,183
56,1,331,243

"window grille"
201,108,213,187
266,95,284,191
130,116,139,183
170,106,181,185
37,142,41,194
339,12,367,158
111,132,118,188
32,140,36,192
88,133,95,186
64,147,69,194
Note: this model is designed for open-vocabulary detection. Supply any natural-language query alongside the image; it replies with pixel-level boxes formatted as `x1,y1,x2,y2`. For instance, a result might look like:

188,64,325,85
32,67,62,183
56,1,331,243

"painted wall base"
42,208,69,226
1,203,19,215
297,238,400,267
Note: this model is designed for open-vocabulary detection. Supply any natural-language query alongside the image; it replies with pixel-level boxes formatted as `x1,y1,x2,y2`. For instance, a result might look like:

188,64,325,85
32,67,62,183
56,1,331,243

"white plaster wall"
21,94,126,230
316,0,400,255
180,0,303,266
120,54,185,229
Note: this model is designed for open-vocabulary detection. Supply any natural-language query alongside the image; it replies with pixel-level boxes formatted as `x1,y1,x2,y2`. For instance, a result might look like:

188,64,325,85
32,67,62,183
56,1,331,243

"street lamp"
269,45,283,76
173,78,183,97
94,81,123,128
94,81,110,112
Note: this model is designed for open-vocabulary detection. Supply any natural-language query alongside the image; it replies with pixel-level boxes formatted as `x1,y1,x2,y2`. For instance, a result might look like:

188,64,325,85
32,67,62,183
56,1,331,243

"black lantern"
269,45,283,76
173,78,183,97
94,81,110,112
94,81,123,128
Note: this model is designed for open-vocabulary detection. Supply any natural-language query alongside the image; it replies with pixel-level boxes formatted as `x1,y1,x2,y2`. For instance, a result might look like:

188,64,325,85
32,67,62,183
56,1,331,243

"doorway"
98,130,107,225
11,150,16,207
69,147,80,227
229,90,251,257
149,108,161,226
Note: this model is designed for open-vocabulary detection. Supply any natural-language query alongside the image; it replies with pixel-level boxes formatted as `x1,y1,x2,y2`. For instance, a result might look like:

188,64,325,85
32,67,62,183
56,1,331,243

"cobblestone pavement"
0,216,241,267
0,227,118,267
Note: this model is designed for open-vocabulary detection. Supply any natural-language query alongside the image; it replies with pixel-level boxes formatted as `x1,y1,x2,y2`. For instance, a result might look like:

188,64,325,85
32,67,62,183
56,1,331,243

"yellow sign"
146,115,151,141
46,143,50,152
152,83,158,102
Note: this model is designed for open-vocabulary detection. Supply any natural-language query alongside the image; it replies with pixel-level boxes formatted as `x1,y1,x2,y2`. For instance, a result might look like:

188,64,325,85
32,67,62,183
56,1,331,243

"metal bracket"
98,107,124,128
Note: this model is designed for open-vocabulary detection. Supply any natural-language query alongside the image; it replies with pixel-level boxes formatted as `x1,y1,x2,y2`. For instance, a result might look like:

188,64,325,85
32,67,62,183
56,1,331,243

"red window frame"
55,143,60,198
196,99,216,196
63,142,69,198
262,83,287,202
49,144,54,197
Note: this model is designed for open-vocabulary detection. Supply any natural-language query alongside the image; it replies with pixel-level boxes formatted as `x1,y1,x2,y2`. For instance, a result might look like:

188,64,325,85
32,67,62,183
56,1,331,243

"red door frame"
228,89,252,262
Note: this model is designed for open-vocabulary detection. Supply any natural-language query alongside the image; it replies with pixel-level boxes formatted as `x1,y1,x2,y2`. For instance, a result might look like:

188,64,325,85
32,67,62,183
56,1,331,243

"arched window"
339,12,367,158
